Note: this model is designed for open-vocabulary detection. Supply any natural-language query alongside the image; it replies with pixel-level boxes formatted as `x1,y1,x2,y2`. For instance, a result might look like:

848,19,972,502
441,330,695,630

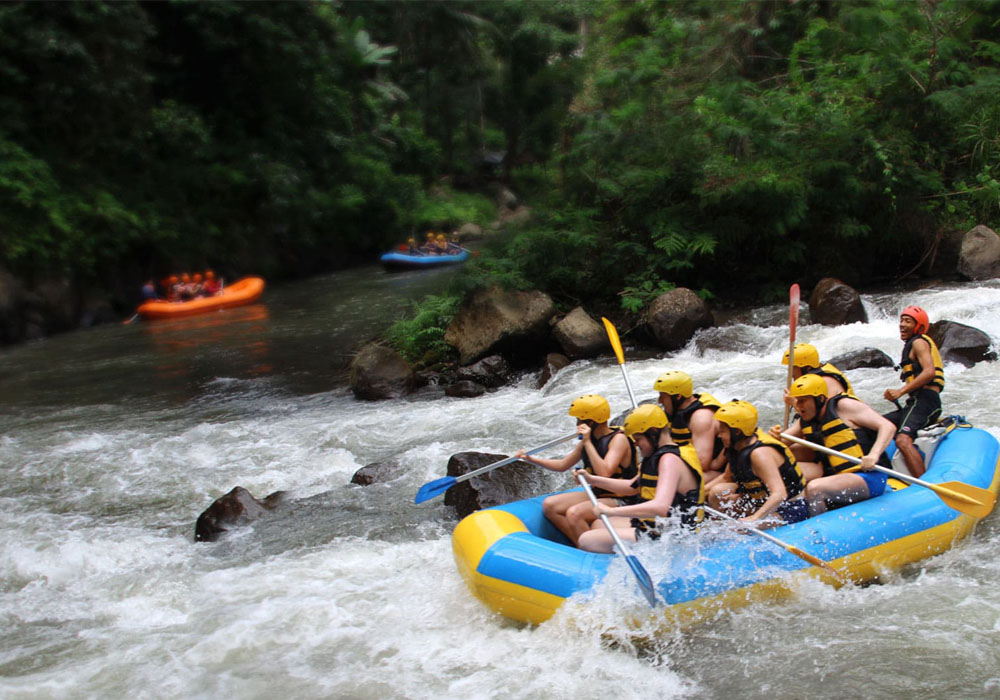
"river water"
1,270,998,699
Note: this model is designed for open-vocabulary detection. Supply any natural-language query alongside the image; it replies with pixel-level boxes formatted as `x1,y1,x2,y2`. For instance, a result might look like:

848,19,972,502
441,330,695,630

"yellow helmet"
653,370,693,397
715,400,758,437
781,343,820,368
436,233,447,241
623,403,668,438
568,394,610,423
789,374,827,399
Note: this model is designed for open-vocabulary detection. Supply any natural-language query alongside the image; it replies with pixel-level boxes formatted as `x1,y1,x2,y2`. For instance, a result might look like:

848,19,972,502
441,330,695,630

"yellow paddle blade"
934,480,996,519
785,544,845,581
601,317,626,365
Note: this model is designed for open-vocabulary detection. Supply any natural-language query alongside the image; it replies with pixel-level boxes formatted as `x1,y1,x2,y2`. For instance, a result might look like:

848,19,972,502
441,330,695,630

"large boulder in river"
957,225,1000,280
445,380,486,398
828,347,895,371
552,307,608,359
808,278,867,326
349,343,414,400
194,486,287,542
645,288,714,351
444,451,548,519
928,320,996,367
444,287,556,366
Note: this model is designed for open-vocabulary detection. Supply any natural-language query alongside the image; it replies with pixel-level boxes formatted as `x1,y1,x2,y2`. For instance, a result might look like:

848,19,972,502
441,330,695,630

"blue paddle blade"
626,555,658,608
414,475,457,504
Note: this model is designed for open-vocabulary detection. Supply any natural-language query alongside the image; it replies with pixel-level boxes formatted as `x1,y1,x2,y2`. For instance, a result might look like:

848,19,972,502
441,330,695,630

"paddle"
702,504,843,579
601,317,637,408
414,433,578,504
123,313,140,325
782,284,800,430
577,472,657,607
780,432,996,519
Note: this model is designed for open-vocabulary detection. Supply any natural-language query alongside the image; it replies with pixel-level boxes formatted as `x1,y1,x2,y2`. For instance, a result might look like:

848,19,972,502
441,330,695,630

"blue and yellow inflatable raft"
452,425,1000,625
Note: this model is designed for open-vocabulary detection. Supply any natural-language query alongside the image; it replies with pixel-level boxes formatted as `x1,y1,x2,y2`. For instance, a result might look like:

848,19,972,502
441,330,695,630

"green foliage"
411,188,496,231
383,293,461,364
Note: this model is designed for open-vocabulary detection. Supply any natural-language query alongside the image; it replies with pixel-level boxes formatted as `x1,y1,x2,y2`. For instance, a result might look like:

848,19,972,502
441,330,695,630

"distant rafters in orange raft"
137,277,265,320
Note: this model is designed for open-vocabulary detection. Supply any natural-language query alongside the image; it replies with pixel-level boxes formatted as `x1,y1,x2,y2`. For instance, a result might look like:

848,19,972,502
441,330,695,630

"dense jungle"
2,0,999,350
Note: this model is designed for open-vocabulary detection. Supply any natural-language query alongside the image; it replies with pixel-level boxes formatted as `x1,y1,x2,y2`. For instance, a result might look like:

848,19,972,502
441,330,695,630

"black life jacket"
633,443,704,529
900,334,945,391
731,430,805,501
581,427,636,498
668,393,725,460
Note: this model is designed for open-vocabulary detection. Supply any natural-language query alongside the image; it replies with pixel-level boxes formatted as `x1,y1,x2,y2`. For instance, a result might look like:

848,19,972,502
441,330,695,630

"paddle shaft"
456,432,579,484
782,284,800,430
601,317,637,408
779,431,983,507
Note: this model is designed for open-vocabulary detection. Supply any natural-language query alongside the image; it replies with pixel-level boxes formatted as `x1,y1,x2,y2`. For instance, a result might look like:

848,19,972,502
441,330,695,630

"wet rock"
351,460,406,486
538,352,571,389
645,288,714,351
929,320,996,367
444,287,556,366
552,307,608,359
498,205,532,228
455,354,510,388
494,186,519,211
958,225,1000,280
349,343,414,400
445,380,486,398
194,486,287,542
808,278,867,326
444,451,547,519
828,347,894,371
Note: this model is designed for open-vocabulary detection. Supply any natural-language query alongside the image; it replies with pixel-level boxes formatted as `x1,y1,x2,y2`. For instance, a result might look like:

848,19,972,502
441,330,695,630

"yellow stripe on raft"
452,509,567,624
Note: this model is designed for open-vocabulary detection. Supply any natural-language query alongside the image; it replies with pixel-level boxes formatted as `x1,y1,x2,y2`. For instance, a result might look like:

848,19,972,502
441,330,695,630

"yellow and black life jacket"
669,392,725,459
731,430,805,501
806,363,858,399
900,334,945,392
634,443,704,528
581,427,637,497
800,394,867,475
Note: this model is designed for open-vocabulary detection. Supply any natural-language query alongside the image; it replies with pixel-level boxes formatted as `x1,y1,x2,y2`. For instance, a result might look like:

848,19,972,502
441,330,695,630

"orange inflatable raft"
137,277,265,320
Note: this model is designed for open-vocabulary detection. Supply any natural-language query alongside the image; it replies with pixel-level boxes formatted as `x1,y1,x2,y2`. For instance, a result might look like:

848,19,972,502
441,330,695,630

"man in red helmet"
882,305,944,477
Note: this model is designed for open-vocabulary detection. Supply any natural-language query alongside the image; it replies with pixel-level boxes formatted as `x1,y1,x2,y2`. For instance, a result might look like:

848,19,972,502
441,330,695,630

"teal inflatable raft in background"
380,249,469,271
452,424,1000,626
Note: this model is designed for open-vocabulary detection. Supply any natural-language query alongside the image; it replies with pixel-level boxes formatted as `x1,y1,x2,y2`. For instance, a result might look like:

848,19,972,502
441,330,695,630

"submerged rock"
828,347,894,371
445,380,486,398
351,460,407,486
194,486,287,542
808,278,867,326
538,352,570,389
455,354,510,388
929,320,996,367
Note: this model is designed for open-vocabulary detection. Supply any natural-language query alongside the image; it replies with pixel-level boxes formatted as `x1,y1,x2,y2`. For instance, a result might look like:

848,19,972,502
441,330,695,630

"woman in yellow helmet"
707,400,809,527
781,342,856,400
516,394,636,545
770,375,896,516
577,403,704,552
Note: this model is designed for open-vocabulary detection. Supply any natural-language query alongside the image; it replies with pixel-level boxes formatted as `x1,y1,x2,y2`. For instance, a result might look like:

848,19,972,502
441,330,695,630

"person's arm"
578,470,639,497
593,455,686,519
581,431,630,478
743,451,787,522
769,419,802,443
517,432,585,472
839,400,897,471
689,409,717,474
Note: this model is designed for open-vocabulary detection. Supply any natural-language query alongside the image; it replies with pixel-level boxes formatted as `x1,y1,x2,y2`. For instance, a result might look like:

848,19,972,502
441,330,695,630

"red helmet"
901,305,929,335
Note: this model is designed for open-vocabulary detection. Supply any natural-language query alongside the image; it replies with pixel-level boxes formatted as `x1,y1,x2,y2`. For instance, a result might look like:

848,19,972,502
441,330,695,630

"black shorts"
882,388,942,439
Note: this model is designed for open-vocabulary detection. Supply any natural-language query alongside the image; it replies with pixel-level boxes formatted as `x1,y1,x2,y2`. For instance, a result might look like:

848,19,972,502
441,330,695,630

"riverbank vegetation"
2,1,999,349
